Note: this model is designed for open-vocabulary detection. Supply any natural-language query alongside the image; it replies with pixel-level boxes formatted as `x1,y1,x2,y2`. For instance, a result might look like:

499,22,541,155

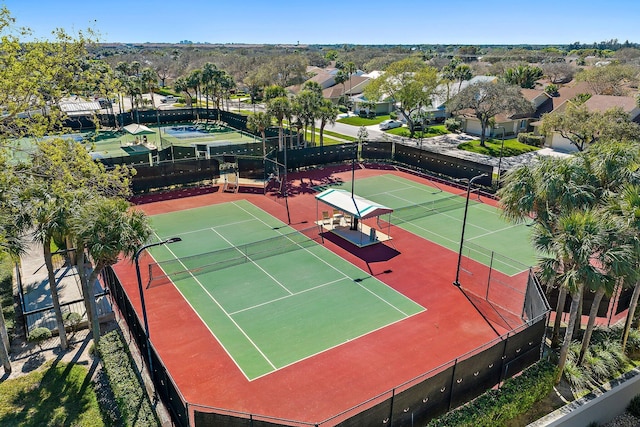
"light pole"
134,236,182,376
495,126,506,187
453,173,487,287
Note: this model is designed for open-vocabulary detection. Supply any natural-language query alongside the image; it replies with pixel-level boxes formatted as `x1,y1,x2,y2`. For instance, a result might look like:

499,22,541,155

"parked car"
379,119,402,130
161,95,178,103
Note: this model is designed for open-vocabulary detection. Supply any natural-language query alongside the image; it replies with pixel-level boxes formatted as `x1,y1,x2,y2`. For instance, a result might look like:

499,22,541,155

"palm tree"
70,197,152,343
611,184,640,351
344,62,357,110
577,214,635,365
334,70,348,105
140,67,158,109
499,157,596,346
247,112,273,158
317,99,339,147
173,76,190,104
27,192,70,351
266,96,291,151
454,63,473,91
201,62,218,115
294,90,320,146
187,70,202,120
533,210,611,383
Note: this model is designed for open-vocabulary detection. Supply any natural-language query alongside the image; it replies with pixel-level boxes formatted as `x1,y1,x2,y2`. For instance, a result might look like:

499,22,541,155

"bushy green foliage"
445,118,461,132
517,132,545,146
28,327,52,350
562,327,631,394
389,111,398,120
63,311,83,333
628,394,640,417
544,83,559,96
625,328,640,354
98,330,159,427
426,361,556,426
0,255,14,333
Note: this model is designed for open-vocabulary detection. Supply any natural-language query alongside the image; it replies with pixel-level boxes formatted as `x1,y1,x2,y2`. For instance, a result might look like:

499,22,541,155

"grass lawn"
0,361,104,426
386,125,448,138
337,115,390,126
458,137,540,157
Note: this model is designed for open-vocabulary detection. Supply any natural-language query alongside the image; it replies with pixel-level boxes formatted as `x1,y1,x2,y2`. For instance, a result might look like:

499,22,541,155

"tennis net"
392,189,478,224
147,226,321,286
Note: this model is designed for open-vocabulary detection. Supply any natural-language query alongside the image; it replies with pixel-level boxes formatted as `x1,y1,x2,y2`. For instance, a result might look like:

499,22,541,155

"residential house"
456,83,548,138
430,76,497,122
542,93,640,152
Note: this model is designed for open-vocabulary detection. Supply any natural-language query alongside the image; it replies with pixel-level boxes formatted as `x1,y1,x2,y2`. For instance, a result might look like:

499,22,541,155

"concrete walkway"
17,239,112,335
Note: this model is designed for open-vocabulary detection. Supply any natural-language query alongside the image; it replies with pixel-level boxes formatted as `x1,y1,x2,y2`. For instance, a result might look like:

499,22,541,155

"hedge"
426,360,557,427
98,330,159,427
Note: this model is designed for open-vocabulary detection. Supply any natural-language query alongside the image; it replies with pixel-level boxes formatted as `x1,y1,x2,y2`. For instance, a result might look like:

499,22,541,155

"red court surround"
113,166,527,424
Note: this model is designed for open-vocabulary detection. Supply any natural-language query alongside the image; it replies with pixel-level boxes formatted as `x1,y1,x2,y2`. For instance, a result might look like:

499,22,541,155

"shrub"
628,394,640,417
427,361,556,426
63,311,83,334
389,111,397,120
545,83,559,96
28,327,52,351
517,132,545,147
445,118,461,132
98,330,159,427
625,328,640,355
338,105,348,113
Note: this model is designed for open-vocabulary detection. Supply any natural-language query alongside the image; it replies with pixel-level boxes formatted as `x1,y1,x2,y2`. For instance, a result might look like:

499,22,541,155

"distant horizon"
93,41,638,48
3,0,640,46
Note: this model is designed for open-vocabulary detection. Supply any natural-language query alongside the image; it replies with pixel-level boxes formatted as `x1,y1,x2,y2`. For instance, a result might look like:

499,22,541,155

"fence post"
388,388,395,427
448,358,458,411
486,251,494,300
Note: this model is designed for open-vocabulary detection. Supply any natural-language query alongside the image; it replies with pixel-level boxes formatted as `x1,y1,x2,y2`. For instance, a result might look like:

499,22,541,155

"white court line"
156,217,258,240
228,277,349,316
209,227,293,296
234,201,413,317
151,231,278,373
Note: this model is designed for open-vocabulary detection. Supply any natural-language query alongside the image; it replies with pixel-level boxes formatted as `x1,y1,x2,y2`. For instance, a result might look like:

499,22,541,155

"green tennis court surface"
147,200,424,380
318,174,536,275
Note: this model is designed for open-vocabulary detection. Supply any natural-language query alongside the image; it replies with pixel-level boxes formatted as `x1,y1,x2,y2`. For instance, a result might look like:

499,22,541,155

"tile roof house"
542,93,640,152
456,82,548,138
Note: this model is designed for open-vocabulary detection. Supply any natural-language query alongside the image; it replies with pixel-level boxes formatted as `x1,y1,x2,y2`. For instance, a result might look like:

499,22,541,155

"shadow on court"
320,231,400,263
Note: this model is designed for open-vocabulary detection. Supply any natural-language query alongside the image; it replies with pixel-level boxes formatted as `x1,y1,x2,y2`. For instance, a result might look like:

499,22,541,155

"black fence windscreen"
102,267,189,427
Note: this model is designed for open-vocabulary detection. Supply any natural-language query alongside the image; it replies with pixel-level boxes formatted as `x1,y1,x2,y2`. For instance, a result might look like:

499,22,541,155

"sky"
3,0,640,46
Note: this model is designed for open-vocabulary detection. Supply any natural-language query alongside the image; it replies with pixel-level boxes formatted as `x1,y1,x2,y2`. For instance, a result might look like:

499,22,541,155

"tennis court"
146,199,424,380
318,174,536,275
159,122,256,147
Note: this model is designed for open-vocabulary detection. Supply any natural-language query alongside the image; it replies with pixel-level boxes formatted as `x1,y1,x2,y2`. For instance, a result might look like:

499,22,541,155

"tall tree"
533,210,610,383
247,111,273,157
266,96,291,151
140,67,158,109
503,65,543,89
453,63,473,91
317,99,339,147
0,7,100,354
70,197,152,344
448,80,533,147
334,70,349,105
613,184,640,351
499,156,595,346
540,104,640,151
26,139,133,344
576,64,638,95
364,57,440,136
295,81,323,146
